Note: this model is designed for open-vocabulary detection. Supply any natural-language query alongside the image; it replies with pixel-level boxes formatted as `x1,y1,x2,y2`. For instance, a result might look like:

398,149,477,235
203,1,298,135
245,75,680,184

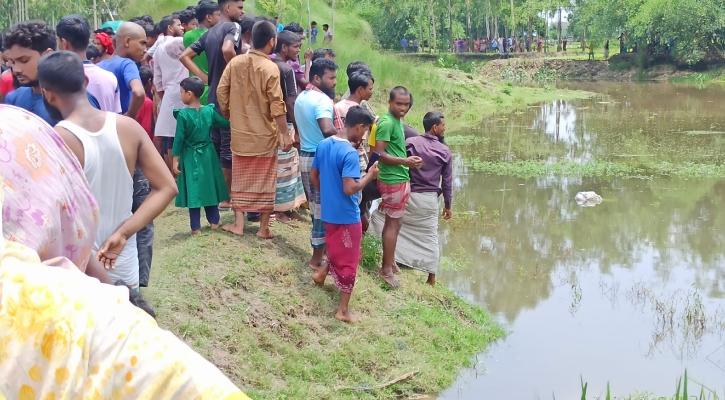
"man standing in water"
372,87,422,288
181,0,245,210
41,51,177,289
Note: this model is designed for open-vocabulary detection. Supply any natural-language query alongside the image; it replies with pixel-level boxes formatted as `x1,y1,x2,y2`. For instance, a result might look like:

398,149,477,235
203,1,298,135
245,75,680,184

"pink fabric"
324,222,362,294
377,181,411,219
0,105,99,271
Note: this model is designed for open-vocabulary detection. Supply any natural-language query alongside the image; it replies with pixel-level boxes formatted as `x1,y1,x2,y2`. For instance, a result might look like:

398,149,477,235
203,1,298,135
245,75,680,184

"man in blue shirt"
4,20,100,126
311,105,378,323
98,22,147,119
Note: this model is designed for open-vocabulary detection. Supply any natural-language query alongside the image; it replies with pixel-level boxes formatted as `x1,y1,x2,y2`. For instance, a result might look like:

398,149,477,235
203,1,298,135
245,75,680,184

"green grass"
463,159,725,179
143,207,503,398
568,370,723,400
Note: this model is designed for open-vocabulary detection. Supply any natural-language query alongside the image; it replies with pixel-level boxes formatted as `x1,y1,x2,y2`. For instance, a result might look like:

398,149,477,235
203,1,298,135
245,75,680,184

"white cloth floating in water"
575,191,602,207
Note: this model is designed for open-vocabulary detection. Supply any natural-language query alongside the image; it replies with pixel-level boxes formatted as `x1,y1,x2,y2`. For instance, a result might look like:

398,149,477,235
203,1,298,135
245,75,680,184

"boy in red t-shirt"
136,66,156,146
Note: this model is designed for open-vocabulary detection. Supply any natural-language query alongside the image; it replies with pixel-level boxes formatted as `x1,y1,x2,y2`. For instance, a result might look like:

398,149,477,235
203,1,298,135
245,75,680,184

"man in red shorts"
372,86,423,288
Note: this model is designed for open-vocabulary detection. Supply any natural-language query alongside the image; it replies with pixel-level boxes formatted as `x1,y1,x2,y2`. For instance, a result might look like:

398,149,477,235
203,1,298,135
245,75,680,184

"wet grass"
143,206,504,399
462,159,725,179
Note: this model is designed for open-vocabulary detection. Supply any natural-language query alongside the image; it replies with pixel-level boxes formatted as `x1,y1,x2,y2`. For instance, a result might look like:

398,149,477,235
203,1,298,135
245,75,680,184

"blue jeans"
133,167,154,288
190,206,221,231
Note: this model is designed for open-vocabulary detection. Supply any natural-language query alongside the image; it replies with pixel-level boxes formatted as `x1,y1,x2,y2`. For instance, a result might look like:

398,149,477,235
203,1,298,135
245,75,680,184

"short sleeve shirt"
189,21,242,106
98,56,141,114
272,58,297,122
0,71,14,96
375,112,409,184
294,89,333,153
6,87,100,126
312,136,361,224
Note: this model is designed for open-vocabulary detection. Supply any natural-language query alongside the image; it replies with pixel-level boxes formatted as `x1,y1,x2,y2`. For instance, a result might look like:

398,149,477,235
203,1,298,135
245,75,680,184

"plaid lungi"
231,151,277,213
299,150,325,249
274,148,307,212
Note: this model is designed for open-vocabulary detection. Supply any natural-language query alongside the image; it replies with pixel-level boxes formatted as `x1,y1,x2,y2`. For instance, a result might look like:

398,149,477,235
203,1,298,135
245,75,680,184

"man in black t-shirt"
180,0,244,208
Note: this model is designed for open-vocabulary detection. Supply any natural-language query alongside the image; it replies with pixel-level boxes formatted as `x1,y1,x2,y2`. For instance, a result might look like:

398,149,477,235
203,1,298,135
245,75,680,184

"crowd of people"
0,0,455,394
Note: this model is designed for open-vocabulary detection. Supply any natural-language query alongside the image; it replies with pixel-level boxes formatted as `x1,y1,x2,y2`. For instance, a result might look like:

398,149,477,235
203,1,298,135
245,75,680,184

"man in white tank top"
38,51,178,290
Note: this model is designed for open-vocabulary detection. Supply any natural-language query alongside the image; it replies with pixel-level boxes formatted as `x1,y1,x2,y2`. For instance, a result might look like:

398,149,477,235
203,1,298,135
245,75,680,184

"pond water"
438,83,725,399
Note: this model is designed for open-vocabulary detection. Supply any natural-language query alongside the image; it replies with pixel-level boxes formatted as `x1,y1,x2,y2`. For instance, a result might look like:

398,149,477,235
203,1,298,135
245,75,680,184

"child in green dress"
173,77,231,234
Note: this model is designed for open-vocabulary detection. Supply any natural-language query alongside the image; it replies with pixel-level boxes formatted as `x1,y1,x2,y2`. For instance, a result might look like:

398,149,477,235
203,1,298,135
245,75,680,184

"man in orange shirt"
217,20,292,239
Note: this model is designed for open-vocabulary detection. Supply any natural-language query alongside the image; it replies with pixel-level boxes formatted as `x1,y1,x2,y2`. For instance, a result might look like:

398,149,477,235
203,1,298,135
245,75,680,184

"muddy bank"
480,58,695,82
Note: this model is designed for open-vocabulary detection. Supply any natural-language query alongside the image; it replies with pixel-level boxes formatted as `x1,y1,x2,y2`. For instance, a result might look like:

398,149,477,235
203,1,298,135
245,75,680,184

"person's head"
348,72,374,102
179,76,205,105
388,86,411,119
219,0,245,23
38,51,87,121
239,13,258,41
143,23,163,48
344,105,375,142
312,47,335,62
160,15,184,38
309,58,337,99
283,22,304,40
4,20,56,88
139,15,155,25
423,111,446,137
251,20,277,53
346,60,370,78
93,32,114,55
311,21,317,28
275,30,301,60
86,44,102,63
322,24,329,32
115,22,148,62
56,14,91,53
196,0,221,28
116,281,157,319
177,8,199,32
139,65,153,93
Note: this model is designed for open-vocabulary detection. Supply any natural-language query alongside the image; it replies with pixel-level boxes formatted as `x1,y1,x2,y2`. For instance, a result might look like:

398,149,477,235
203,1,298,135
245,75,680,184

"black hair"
323,24,329,28
251,20,276,50
139,65,153,86
275,30,301,53
159,15,177,35
140,15,155,24
283,22,303,34
180,76,205,98
409,92,414,109
219,0,243,6
86,44,102,60
56,14,91,51
346,60,370,78
37,51,85,94
128,16,144,24
423,111,445,132
144,23,162,39
311,21,317,25
4,20,57,53
0,34,3,51
309,58,337,81
115,281,157,319
196,0,220,22
240,14,258,35
389,86,410,101
312,48,335,62
344,105,375,128
177,8,198,25
348,71,373,93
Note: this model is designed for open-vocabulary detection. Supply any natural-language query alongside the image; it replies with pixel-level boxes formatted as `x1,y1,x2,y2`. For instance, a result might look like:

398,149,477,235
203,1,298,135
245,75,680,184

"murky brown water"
439,83,725,399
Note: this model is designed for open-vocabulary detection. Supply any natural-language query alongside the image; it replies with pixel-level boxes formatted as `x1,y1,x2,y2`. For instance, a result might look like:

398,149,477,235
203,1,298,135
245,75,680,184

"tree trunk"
509,0,514,40
528,16,532,52
278,0,284,24
556,6,562,52
485,1,491,39
448,0,453,52
430,0,437,52
466,0,471,51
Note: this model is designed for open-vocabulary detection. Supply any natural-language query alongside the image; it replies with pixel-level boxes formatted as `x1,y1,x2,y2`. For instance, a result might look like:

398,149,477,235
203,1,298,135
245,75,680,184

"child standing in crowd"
172,77,230,235
311,106,379,323
137,66,155,141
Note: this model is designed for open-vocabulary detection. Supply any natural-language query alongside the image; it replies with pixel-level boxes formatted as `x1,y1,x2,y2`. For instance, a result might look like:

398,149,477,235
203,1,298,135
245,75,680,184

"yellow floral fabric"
0,192,250,399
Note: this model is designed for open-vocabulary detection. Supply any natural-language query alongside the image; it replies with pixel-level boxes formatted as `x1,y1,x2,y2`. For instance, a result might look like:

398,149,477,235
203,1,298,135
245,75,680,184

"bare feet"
379,272,401,288
256,230,275,239
334,310,361,323
393,263,402,275
289,210,306,222
222,224,244,236
309,259,325,271
210,223,221,230
312,265,329,285
275,212,299,228
426,273,436,286
191,230,201,235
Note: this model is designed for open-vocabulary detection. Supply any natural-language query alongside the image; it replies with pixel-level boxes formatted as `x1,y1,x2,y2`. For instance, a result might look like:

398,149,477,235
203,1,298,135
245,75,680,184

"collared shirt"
406,133,453,209
217,49,286,156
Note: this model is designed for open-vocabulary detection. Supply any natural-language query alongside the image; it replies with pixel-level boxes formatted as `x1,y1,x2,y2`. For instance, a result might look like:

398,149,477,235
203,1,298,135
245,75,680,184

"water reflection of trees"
441,175,725,323
454,83,725,165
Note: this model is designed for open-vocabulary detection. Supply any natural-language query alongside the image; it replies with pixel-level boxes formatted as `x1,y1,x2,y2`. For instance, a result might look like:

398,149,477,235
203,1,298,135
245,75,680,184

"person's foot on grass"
257,227,275,239
191,229,201,235
426,273,436,286
379,270,400,288
289,210,306,222
312,265,329,285
210,223,221,230
334,310,361,323
393,263,402,275
222,223,244,236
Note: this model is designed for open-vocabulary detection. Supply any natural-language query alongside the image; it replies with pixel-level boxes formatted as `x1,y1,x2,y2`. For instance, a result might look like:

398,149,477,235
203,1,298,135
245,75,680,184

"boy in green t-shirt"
372,86,423,288
183,0,221,104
